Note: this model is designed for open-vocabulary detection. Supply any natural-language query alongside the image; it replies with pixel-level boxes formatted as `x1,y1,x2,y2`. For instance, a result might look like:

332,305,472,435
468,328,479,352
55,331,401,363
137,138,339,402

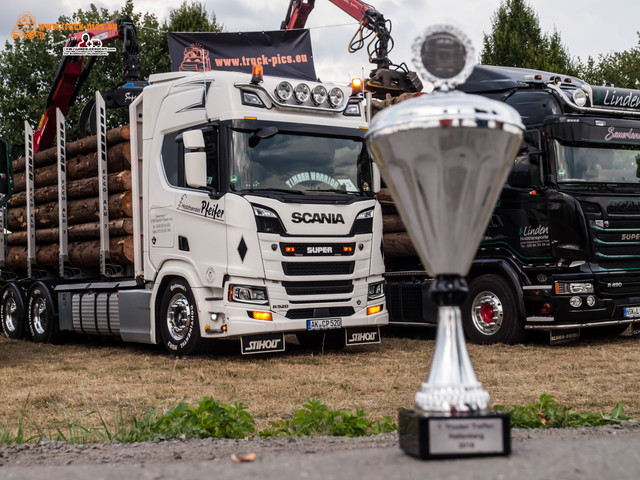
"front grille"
283,280,353,296
597,274,640,297
280,242,355,257
282,261,355,276
286,307,355,319
592,218,640,270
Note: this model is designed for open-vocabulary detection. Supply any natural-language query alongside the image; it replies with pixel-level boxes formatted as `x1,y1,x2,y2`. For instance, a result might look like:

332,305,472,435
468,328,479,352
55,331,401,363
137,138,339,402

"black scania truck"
385,65,640,344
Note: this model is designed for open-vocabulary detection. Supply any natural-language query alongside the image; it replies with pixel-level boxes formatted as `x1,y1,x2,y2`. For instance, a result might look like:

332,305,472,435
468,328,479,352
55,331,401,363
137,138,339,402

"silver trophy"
366,25,524,459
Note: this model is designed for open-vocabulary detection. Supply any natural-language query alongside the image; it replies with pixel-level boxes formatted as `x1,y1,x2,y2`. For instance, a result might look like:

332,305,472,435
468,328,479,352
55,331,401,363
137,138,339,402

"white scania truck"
0,68,388,355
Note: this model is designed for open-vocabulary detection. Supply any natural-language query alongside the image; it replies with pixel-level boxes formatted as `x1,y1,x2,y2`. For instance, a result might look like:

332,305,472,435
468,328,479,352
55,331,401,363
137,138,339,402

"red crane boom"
281,0,422,98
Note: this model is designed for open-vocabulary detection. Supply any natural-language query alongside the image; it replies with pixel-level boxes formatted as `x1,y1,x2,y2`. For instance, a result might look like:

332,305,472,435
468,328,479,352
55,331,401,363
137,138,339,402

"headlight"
343,102,361,116
252,204,285,234
229,284,268,304
356,209,374,220
294,83,311,103
555,282,594,295
312,85,327,105
368,281,385,300
253,205,278,218
275,81,293,101
572,89,587,107
328,87,344,107
351,208,374,235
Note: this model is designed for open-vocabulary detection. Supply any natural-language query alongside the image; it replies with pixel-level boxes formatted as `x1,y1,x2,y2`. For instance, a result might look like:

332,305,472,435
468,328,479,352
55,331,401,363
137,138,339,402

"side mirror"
371,162,381,194
508,154,532,188
183,130,207,189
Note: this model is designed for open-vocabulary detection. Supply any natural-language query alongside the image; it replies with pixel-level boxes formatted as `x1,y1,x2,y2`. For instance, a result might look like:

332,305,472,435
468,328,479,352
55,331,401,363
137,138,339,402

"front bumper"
524,283,640,330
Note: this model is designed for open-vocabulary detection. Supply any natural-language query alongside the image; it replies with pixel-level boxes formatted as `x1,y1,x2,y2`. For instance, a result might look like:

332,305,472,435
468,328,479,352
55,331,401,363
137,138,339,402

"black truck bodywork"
386,65,640,344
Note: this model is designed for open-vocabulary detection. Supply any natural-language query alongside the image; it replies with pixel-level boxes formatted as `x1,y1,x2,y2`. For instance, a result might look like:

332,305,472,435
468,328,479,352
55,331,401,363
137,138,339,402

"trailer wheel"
296,331,346,352
462,274,524,345
159,279,205,356
1,283,26,339
27,282,58,343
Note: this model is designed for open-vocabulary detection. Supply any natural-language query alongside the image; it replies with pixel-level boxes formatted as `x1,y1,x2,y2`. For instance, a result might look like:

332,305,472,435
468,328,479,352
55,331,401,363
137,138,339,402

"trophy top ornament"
412,24,476,91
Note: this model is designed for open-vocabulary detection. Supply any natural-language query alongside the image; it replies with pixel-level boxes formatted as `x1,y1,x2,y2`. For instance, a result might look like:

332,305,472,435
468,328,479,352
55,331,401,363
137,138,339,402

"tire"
296,330,346,352
1,283,27,339
462,274,524,345
27,282,58,343
159,279,206,356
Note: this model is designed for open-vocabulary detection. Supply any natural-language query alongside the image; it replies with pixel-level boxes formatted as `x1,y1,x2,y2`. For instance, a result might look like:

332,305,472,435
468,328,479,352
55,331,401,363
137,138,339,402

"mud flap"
345,326,381,346
631,323,640,337
241,333,285,354
549,328,580,345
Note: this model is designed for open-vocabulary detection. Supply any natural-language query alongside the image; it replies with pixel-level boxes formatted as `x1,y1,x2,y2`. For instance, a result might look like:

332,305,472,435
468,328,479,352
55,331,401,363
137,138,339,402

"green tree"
164,1,223,32
481,0,578,75
577,35,640,89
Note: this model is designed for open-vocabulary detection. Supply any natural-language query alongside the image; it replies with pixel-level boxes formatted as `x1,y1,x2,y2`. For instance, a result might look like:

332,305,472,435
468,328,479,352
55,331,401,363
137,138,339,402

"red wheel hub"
480,303,495,324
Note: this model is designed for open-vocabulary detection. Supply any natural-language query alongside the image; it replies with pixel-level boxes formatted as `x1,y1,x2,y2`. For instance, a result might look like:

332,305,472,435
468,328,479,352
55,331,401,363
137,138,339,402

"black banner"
167,30,316,81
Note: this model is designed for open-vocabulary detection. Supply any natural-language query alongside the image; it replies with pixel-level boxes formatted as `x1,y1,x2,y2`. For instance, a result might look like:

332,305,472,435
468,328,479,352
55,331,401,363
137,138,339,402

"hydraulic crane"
281,0,422,98
33,16,146,152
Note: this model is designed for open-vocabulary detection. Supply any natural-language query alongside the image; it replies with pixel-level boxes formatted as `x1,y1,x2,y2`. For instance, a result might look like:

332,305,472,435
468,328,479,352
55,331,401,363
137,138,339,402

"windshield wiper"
245,187,304,195
305,188,357,195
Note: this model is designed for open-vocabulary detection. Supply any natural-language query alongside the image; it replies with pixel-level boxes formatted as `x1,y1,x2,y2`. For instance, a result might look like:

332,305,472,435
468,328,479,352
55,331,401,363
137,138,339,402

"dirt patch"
1,330,640,437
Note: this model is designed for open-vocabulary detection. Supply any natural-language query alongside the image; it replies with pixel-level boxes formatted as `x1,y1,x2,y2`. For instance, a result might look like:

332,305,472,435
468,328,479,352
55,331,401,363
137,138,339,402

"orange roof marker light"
251,64,264,84
351,77,363,96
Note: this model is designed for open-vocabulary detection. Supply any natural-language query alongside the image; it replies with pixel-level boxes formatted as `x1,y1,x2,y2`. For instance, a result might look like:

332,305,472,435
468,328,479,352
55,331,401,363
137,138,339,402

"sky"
2,0,640,84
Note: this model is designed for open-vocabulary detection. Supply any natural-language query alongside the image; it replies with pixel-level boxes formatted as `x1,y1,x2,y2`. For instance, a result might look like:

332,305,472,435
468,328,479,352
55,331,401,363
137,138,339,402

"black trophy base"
398,409,511,460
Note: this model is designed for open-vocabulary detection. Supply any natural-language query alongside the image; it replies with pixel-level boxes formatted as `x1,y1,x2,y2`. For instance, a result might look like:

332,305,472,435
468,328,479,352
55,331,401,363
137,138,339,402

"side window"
203,129,219,191
161,131,184,187
161,127,219,191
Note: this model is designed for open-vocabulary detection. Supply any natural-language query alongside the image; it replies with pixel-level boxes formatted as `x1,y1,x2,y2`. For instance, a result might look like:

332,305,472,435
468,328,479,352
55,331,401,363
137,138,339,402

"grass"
1,330,640,443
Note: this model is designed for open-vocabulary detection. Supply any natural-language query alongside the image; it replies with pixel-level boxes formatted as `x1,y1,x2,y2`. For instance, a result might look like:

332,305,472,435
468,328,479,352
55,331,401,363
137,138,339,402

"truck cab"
456,66,640,343
140,69,388,353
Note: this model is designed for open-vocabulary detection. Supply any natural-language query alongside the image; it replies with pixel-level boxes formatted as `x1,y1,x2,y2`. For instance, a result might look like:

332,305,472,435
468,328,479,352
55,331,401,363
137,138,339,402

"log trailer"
0,67,388,355
384,65,640,345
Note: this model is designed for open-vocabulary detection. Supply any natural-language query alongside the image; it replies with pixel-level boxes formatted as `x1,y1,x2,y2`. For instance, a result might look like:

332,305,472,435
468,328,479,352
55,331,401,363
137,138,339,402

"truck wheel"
27,282,58,343
1,283,26,339
296,331,346,351
159,279,205,356
462,274,524,345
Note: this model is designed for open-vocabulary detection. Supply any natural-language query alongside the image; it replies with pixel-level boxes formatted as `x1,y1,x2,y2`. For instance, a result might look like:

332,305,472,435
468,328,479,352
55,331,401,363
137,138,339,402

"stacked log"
6,126,135,271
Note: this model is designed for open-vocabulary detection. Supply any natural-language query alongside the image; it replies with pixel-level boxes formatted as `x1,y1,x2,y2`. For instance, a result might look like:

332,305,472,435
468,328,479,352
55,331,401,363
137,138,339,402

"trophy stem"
414,281,490,415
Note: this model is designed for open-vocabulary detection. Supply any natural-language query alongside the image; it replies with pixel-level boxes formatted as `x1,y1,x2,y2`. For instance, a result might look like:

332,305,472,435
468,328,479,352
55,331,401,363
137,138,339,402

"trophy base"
398,409,510,460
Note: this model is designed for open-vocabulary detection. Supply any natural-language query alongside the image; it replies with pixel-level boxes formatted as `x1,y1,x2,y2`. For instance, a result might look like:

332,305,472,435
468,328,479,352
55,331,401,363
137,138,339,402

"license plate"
307,318,342,331
624,307,640,318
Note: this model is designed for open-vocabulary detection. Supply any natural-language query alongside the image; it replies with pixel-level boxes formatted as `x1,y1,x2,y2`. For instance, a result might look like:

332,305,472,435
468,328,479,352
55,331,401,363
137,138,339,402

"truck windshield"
228,129,373,196
554,139,640,184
